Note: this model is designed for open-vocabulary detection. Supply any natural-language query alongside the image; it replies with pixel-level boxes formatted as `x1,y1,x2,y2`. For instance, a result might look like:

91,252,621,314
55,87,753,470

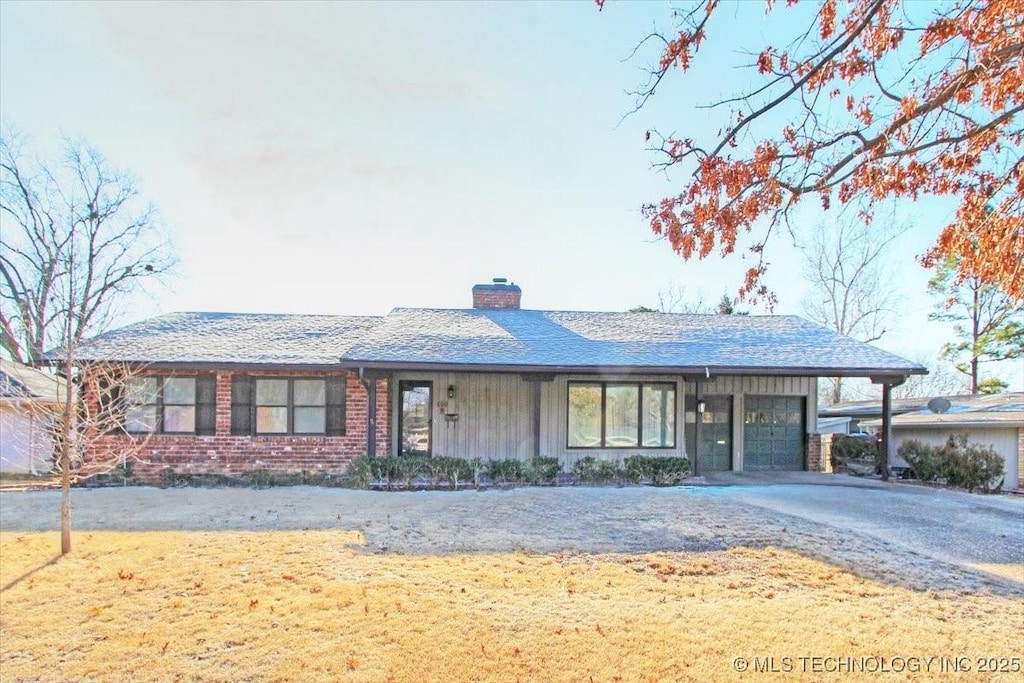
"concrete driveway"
1,475,1021,595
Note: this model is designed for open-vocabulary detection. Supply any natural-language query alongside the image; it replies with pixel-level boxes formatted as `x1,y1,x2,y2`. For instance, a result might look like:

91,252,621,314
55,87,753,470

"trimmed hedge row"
897,434,1005,493
346,454,691,490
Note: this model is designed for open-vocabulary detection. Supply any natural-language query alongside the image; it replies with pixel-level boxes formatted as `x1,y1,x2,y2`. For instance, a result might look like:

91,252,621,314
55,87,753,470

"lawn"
1,531,1021,682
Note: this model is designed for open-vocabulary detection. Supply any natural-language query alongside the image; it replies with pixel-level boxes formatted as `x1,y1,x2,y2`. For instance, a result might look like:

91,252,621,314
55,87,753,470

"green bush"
898,439,945,481
898,434,1004,493
430,456,475,489
486,458,525,485
572,456,599,483
527,457,561,485
596,459,622,484
832,435,879,470
623,455,691,485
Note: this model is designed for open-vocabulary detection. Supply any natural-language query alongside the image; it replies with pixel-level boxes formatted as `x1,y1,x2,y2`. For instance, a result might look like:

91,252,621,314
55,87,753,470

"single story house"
68,279,924,483
858,394,1023,491
818,392,1023,433
0,359,66,475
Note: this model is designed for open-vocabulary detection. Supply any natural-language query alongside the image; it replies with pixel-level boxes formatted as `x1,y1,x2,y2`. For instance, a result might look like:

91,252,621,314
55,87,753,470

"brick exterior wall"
85,369,389,484
806,432,822,472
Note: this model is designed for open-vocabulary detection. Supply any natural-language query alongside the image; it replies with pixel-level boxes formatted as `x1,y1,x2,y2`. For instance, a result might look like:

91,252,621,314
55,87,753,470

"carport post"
881,383,892,481
871,375,907,482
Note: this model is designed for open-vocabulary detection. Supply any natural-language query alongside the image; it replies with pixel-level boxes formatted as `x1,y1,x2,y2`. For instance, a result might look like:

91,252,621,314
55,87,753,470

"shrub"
899,434,1004,493
596,459,623,484
527,457,561,485
648,457,691,485
572,456,599,483
486,458,525,485
898,440,945,482
832,435,878,470
430,457,475,489
346,455,376,488
623,455,691,485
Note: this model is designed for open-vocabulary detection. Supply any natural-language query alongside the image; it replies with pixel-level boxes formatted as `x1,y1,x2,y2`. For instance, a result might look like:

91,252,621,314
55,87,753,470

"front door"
685,395,733,473
399,381,432,456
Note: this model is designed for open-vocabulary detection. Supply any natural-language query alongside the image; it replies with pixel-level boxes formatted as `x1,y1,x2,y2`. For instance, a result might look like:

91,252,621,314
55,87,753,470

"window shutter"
195,376,217,436
231,375,253,435
325,376,346,436
98,376,125,434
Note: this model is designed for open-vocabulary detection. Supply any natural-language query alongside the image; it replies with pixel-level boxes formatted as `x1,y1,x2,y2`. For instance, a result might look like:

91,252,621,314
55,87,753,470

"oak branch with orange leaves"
601,0,1023,304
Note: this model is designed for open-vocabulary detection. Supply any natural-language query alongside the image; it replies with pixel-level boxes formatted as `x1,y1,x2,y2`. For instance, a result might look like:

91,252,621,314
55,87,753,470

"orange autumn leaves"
629,0,1023,304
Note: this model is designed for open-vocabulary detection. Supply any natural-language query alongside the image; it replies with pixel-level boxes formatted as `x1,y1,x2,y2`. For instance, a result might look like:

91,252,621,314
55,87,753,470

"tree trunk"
61,452,71,555
970,284,980,394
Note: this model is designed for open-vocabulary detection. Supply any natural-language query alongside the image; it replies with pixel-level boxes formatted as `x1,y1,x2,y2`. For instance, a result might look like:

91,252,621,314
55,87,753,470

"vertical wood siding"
391,372,533,460
392,372,817,474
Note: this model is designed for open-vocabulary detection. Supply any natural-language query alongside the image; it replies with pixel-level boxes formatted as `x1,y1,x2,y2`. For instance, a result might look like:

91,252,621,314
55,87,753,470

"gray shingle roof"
0,359,66,402
340,308,924,376
73,312,382,366
70,308,924,376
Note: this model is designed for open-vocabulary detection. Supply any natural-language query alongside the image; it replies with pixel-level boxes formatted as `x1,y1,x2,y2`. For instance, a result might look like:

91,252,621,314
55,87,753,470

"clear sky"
1,0,1019,391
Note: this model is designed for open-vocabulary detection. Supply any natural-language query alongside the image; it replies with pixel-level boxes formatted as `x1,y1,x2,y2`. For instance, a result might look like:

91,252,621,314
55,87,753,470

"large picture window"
231,376,346,436
567,381,675,449
124,376,215,435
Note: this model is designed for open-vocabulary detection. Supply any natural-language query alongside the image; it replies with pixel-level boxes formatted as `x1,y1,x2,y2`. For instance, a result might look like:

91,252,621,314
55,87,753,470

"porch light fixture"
697,399,706,414
448,385,456,400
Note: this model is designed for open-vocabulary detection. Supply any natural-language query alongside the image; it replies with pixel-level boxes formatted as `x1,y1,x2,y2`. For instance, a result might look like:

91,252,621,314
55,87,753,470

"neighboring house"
857,394,1023,492
0,359,66,475
819,393,1023,434
69,279,924,483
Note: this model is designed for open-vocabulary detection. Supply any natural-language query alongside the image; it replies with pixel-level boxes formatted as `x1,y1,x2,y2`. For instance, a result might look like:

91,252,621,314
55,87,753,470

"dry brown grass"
1,531,1021,682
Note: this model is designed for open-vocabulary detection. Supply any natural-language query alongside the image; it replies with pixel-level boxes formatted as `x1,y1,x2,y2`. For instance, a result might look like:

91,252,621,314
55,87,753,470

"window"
124,376,215,435
231,376,345,436
567,381,675,448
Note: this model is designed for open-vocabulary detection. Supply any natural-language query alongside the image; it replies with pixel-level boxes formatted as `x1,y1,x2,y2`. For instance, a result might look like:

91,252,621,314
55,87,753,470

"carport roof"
70,308,924,377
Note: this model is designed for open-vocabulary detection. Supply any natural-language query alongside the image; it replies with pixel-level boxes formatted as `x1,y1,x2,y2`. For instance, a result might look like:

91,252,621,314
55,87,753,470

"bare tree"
0,128,175,364
631,283,749,314
801,216,907,404
1,128,173,554
29,356,155,554
889,353,969,400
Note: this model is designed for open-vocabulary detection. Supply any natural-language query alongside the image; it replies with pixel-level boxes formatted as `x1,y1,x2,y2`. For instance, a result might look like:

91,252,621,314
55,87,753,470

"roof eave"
338,359,923,378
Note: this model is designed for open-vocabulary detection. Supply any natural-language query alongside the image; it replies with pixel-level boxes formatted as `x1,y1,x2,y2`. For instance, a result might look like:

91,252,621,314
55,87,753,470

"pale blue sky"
1,1,1019,391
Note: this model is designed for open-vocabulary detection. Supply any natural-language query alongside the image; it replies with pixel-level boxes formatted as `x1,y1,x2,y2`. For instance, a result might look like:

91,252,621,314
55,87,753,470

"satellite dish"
927,397,951,414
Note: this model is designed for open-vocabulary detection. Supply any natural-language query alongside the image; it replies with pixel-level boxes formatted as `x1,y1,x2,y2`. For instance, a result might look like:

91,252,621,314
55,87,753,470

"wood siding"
391,372,818,474
390,372,534,460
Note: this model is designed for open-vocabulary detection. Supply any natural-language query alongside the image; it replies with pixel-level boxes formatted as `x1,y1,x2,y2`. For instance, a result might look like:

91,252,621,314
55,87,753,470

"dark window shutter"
231,375,253,435
98,376,125,434
195,375,217,436
325,376,346,436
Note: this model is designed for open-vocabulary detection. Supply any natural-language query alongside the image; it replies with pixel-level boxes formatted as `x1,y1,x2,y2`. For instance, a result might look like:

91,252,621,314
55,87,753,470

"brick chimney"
472,278,521,310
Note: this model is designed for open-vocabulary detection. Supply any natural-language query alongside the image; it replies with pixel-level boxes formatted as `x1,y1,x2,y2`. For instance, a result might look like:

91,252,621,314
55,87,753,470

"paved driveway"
1,475,1021,595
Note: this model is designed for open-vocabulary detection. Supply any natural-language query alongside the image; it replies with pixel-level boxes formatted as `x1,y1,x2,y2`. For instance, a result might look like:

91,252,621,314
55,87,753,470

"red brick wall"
85,369,389,484
471,289,521,309
806,432,822,472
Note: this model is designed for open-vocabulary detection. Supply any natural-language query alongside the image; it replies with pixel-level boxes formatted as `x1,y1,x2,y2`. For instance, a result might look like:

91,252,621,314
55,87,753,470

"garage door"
743,396,805,471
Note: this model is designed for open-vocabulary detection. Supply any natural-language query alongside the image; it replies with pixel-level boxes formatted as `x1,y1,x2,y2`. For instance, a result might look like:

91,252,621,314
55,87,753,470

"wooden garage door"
743,396,805,471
